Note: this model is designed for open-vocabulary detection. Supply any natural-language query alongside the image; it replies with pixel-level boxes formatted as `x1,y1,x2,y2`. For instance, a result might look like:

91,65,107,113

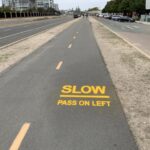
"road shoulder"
90,17,150,150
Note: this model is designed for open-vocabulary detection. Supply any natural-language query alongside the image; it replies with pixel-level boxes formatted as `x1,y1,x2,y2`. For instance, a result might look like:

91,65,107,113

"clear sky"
0,0,108,10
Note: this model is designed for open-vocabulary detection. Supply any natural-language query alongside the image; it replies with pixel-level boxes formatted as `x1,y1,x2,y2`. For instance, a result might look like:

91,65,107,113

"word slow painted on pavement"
57,85,111,107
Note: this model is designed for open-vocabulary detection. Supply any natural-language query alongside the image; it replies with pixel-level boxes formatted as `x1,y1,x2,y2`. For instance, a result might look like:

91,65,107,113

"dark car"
73,14,78,18
118,16,135,22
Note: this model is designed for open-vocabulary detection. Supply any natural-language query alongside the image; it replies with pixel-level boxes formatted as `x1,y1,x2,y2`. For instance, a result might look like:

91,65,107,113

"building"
2,0,56,11
88,10,102,16
53,3,59,11
36,0,54,9
146,0,150,9
15,0,36,11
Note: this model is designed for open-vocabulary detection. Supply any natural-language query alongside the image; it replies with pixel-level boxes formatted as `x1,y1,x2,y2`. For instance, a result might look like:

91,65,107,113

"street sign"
146,0,150,9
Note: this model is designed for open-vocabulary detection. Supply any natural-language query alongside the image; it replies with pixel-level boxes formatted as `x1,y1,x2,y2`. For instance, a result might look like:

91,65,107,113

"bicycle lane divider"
9,123,30,150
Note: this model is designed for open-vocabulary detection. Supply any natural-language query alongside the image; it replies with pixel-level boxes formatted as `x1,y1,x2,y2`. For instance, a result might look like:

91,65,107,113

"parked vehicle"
118,16,135,22
111,15,122,21
99,14,104,17
104,15,112,19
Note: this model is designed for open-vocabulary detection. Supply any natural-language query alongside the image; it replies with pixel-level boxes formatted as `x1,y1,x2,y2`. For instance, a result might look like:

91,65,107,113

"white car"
99,14,104,17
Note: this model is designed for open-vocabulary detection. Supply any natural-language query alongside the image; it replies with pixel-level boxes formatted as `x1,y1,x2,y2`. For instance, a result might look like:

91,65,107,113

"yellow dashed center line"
9,123,30,150
68,44,72,49
56,61,63,70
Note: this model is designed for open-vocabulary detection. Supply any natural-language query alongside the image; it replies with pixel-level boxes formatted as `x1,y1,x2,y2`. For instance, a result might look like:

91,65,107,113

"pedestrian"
86,13,88,19
82,14,84,18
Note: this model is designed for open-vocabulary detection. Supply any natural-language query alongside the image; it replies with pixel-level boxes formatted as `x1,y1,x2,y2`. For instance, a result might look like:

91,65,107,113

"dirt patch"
90,17,150,150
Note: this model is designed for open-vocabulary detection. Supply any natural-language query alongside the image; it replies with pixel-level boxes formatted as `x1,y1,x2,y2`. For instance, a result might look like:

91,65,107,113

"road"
0,16,72,47
0,19,138,149
96,17,150,56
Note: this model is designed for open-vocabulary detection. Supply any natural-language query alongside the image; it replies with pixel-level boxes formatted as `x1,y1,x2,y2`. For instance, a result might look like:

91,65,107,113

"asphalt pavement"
96,17,150,56
0,16,73,47
0,18,138,149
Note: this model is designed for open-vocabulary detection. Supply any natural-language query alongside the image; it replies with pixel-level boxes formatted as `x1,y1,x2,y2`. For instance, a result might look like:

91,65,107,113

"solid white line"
68,43,72,49
0,22,57,40
56,61,63,70
95,18,150,60
9,123,30,150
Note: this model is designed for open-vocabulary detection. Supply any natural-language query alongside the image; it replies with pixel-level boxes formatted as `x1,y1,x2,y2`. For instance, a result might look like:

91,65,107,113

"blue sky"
0,0,108,10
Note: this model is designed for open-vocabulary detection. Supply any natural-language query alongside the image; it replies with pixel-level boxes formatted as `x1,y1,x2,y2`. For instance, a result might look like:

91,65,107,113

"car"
99,14,104,17
103,15,112,19
111,15,122,21
73,14,78,18
96,14,99,17
118,16,135,22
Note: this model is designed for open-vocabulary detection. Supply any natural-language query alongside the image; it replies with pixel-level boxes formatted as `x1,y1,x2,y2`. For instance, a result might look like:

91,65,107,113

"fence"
0,12,57,19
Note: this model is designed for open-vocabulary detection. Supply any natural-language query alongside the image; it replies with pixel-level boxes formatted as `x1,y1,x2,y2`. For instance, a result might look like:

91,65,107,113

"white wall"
146,0,150,9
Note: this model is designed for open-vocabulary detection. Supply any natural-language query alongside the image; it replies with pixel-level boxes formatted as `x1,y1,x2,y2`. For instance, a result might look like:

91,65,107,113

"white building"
53,3,59,11
36,0,53,9
146,0,150,9
2,0,56,11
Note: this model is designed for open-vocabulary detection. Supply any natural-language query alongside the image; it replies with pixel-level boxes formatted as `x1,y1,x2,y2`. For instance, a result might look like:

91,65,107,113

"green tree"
118,0,131,15
0,6,12,12
102,0,146,15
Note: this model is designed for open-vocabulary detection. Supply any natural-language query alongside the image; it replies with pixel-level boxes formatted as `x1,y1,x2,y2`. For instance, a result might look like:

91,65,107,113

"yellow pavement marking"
60,95,110,99
56,61,63,70
9,123,30,150
73,36,76,39
68,43,72,49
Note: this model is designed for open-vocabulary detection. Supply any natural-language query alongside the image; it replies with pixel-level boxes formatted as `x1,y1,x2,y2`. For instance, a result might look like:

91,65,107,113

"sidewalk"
136,21,150,25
